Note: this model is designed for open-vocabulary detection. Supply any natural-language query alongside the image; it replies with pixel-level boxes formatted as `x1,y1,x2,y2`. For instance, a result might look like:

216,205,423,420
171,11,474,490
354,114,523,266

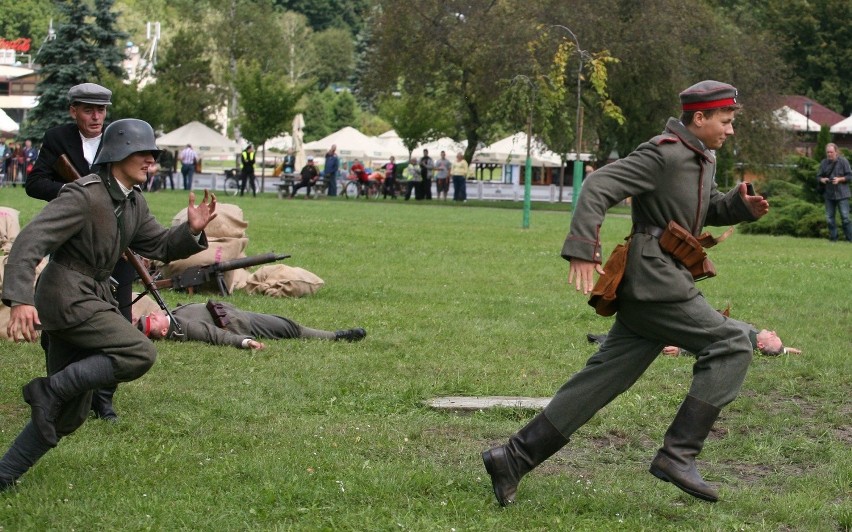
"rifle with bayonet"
154,252,291,296
52,154,185,336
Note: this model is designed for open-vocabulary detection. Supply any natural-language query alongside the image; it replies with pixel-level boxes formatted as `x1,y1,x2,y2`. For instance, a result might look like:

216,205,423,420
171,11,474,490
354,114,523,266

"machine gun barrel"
155,252,291,296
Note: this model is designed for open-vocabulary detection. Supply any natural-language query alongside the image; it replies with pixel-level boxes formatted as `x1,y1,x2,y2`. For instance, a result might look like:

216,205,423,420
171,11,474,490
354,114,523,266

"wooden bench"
276,175,330,199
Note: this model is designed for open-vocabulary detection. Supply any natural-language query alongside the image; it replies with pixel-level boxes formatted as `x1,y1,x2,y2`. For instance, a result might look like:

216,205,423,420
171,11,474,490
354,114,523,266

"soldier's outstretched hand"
187,189,218,234
739,182,769,220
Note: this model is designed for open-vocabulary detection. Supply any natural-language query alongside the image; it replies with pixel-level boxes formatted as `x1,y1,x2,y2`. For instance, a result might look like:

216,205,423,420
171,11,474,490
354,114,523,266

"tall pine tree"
23,0,127,140
92,0,128,77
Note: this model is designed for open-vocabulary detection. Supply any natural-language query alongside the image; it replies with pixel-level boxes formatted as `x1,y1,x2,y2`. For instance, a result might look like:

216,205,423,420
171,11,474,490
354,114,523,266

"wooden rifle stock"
52,153,180,333
52,153,82,184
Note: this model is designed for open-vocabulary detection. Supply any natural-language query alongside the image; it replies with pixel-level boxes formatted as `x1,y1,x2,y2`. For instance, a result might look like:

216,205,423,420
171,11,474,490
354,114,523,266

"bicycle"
342,176,381,199
223,168,241,196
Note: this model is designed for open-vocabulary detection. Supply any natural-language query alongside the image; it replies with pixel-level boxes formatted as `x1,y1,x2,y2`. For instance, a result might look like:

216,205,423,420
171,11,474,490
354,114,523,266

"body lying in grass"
137,300,366,349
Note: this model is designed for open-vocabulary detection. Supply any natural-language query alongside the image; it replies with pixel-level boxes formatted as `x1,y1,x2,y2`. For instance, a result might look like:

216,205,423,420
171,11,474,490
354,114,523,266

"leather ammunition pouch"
206,300,231,329
588,237,631,316
653,221,734,281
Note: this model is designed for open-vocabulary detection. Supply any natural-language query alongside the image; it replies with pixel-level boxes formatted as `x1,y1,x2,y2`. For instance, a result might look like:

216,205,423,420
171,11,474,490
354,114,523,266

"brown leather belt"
632,222,664,239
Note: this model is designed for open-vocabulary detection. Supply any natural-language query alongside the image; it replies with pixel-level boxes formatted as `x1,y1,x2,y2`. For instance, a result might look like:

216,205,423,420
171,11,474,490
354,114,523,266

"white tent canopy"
376,130,410,159
415,137,467,158
303,126,394,162
773,106,822,132
0,108,19,134
156,121,241,158
475,132,564,167
829,115,852,135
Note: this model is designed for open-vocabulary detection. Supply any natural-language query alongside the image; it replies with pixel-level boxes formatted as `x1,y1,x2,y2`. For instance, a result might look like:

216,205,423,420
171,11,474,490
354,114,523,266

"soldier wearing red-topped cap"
481,81,770,507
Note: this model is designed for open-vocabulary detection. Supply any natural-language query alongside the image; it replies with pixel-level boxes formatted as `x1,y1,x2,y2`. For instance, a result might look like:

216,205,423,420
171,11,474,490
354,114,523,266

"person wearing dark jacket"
24,83,130,421
482,81,770,506
290,156,320,198
0,118,217,492
816,143,852,242
137,301,366,347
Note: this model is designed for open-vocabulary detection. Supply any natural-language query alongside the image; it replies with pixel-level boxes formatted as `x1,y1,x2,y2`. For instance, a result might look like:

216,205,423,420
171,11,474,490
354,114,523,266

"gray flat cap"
67,83,112,106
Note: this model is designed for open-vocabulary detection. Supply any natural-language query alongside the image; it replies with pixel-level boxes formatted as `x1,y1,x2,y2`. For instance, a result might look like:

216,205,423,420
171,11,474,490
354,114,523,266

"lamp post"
512,75,536,229
804,101,813,157
551,24,585,207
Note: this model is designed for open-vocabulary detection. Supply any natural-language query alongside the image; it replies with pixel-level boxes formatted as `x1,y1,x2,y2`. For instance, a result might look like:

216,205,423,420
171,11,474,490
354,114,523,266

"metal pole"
513,75,536,229
551,25,584,209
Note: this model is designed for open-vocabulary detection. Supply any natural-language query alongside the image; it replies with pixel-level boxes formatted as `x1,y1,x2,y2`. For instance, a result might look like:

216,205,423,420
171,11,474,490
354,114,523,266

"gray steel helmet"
94,118,161,165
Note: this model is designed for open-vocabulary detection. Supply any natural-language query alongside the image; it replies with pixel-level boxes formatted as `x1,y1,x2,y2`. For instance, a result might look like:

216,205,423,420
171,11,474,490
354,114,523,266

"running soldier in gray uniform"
482,81,770,506
0,119,217,492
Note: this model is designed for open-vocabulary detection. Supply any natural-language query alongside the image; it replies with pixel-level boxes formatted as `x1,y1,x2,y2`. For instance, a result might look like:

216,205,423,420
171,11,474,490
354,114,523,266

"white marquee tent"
773,106,822,132
829,115,852,135
475,132,564,167
156,121,241,158
415,137,467,158
303,126,395,162
0,108,19,134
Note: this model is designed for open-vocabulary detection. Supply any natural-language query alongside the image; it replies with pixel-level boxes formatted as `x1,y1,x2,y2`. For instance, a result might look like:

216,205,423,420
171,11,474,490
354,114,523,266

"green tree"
814,125,831,163
92,0,128,77
235,60,305,146
367,1,538,162
149,28,222,132
330,90,356,131
311,27,355,89
23,0,99,140
302,88,334,141
0,0,56,51
377,91,442,156
272,0,369,32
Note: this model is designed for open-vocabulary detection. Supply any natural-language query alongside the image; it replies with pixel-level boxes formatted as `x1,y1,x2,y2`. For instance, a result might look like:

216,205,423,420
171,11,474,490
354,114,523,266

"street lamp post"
512,75,536,229
551,24,585,207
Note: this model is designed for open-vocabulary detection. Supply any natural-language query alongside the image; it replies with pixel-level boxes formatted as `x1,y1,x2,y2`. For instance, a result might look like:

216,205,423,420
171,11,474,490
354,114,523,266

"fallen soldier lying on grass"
137,300,365,349
587,327,801,357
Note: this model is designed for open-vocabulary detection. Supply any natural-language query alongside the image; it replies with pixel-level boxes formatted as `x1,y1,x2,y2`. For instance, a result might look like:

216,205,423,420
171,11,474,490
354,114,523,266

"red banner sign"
0,38,32,53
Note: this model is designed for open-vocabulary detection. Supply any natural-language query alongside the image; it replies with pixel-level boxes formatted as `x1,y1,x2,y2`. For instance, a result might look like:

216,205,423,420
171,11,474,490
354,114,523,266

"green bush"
741,195,824,237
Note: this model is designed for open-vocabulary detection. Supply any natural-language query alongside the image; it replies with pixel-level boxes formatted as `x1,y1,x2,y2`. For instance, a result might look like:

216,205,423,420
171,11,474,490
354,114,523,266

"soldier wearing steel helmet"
0,119,217,492
482,81,771,506
26,82,130,421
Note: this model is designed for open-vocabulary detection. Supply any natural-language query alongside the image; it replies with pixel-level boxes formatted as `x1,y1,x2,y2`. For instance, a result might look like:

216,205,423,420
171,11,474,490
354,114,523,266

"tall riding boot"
22,355,116,446
90,385,119,422
481,412,568,506
0,422,54,491
649,395,722,502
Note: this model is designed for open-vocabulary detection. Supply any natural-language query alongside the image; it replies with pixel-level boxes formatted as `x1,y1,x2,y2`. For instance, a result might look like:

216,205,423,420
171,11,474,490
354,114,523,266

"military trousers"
46,309,157,439
543,295,753,439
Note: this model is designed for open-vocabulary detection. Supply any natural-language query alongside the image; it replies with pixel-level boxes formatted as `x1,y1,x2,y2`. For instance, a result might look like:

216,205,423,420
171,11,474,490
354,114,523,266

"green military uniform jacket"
166,302,260,348
562,118,757,303
2,174,207,329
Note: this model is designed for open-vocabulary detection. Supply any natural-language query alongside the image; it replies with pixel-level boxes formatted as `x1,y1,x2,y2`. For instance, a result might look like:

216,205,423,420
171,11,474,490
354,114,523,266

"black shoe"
334,328,367,342
0,477,15,493
91,387,119,422
22,377,61,447
586,333,607,344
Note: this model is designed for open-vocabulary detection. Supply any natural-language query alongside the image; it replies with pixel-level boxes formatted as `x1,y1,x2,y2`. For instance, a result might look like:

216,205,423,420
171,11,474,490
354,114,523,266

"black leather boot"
90,386,119,422
22,355,116,446
649,395,721,502
334,328,366,342
481,412,568,506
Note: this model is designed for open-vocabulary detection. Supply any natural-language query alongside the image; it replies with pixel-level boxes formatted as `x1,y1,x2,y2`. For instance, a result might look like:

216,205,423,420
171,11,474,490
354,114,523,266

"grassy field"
0,188,848,531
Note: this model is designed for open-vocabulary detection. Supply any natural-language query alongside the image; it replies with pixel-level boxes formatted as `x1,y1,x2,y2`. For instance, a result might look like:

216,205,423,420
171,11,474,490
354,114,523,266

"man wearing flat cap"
482,81,770,507
25,82,129,423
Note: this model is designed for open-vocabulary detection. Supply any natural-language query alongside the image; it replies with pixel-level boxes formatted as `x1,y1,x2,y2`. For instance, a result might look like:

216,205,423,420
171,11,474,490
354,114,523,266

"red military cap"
679,80,739,112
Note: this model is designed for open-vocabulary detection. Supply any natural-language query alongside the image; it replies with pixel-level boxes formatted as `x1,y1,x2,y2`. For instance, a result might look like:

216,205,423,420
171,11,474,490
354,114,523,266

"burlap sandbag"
171,202,248,239
156,237,249,294
245,264,324,298
0,207,21,253
0,255,48,294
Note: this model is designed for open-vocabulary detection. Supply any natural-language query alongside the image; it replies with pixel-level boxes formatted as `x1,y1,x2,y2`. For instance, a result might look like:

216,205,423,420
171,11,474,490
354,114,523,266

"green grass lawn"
0,188,848,531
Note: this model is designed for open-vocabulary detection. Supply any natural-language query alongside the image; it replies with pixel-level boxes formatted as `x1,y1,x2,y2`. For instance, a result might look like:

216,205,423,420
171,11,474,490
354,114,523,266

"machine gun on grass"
154,252,290,296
